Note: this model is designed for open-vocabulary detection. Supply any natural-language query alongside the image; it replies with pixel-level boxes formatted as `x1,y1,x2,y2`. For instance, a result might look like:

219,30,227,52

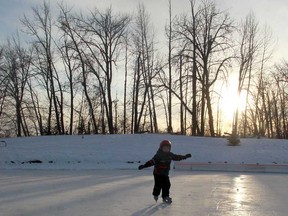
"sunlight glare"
233,175,247,209
220,77,247,121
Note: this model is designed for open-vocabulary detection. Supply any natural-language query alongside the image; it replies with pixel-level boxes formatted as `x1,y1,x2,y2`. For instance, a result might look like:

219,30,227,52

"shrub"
227,133,240,146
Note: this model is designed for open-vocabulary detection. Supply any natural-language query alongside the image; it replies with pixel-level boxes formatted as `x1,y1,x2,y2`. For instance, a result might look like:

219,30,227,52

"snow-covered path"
1,170,288,216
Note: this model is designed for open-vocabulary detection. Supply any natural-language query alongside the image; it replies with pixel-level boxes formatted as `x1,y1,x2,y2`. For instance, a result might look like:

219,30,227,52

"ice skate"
162,196,172,204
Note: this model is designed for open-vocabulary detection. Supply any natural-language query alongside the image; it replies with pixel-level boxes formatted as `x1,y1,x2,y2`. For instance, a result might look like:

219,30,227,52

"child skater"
138,140,191,204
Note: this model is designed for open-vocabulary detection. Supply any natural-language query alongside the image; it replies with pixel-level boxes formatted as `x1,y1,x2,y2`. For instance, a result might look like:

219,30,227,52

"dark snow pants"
152,173,171,198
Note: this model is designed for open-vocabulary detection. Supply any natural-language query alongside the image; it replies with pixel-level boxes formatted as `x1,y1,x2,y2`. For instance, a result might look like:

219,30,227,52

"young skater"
138,140,191,203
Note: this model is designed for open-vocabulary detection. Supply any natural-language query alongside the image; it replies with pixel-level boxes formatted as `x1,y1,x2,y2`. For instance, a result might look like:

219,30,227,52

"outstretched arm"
171,153,192,161
138,159,155,170
138,154,160,170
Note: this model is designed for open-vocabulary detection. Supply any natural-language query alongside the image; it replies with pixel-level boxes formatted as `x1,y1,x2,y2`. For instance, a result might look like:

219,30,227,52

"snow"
1,134,288,215
1,134,288,170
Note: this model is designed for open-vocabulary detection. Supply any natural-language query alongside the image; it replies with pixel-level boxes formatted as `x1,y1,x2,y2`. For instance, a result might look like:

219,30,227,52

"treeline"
0,0,288,138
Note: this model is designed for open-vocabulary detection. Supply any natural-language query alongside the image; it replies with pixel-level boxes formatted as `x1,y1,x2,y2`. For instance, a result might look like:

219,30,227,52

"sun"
219,76,247,122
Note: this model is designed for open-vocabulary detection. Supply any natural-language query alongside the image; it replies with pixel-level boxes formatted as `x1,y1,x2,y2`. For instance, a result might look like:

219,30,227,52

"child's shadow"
131,203,169,216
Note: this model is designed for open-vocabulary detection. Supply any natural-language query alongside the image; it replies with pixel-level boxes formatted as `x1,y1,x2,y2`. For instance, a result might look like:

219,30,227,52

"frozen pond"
1,170,288,216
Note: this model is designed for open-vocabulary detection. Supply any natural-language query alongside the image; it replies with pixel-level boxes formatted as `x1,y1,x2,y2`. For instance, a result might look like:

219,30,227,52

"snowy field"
1,134,288,169
1,134,288,215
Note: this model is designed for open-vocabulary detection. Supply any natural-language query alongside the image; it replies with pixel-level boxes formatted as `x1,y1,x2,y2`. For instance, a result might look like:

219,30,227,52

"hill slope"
1,134,288,170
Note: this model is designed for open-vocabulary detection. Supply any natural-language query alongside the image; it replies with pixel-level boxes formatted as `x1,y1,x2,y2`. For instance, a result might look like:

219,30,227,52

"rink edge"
175,162,288,174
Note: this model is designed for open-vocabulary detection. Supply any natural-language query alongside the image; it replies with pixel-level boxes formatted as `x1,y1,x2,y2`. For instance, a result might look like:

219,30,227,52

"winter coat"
142,148,188,176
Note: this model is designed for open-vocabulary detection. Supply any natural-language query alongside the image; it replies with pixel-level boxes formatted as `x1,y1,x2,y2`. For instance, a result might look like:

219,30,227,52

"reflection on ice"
233,175,246,208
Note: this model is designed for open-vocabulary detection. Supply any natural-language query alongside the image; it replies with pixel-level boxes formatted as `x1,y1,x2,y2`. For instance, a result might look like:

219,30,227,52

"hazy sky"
0,0,287,60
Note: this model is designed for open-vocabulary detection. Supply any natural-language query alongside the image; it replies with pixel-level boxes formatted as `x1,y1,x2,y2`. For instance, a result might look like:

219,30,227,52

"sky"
0,0,288,57
0,0,287,59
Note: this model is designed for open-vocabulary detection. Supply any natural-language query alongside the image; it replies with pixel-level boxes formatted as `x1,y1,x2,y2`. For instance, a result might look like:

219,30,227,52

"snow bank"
0,134,288,170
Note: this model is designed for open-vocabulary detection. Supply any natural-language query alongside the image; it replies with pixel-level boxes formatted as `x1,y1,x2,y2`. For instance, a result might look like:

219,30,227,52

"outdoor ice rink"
1,170,288,216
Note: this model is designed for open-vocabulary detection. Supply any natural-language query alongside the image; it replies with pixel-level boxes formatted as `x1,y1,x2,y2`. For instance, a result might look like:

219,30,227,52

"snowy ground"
1,169,288,216
1,134,288,170
1,134,288,215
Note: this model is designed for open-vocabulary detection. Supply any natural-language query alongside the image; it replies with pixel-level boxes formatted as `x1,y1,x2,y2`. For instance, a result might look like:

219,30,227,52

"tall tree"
166,0,174,133
0,36,32,136
233,12,260,136
76,7,130,134
21,1,64,134
123,34,129,134
131,4,159,133
58,6,100,134
173,0,234,136
0,47,7,119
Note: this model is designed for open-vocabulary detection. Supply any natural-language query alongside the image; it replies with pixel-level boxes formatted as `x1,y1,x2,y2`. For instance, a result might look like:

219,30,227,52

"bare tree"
196,1,234,136
270,61,288,138
75,7,130,134
0,47,7,119
0,36,32,136
131,4,159,133
173,0,234,136
165,0,174,133
21,1,65,135
248,25,274,137
58,5,85,134
233,12,261,137
123,34,130,134
58,6,100,134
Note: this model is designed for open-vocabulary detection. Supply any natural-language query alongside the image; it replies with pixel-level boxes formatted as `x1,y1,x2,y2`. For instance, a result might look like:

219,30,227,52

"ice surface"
1,134,288,215
0,169,288,216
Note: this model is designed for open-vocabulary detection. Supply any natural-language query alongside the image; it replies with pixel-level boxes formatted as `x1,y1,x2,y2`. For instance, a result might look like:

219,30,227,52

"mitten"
185,153,192,159
138,165,145,170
